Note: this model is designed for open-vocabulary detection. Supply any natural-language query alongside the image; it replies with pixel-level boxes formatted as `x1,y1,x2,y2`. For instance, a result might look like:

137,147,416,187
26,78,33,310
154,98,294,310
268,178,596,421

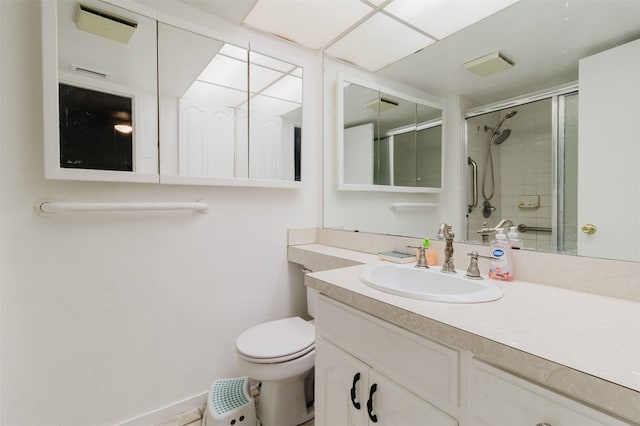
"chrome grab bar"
517,224,552,233
468,157,478,213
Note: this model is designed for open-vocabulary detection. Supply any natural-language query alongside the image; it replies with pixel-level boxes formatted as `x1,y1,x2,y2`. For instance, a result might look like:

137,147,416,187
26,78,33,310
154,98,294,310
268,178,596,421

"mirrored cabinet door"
248,51,302,181
341,82,380,185
158,23,304,186
42,0,159,183
158,23,250,182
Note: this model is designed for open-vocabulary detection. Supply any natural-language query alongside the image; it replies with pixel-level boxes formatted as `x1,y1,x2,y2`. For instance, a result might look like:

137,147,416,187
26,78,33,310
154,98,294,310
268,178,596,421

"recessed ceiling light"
243,0,373,50
384,0,519,39
325,12,435,71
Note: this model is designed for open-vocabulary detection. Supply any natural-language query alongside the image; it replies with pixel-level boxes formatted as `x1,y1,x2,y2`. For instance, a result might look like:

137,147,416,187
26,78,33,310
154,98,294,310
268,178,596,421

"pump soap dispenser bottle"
488,228,514,281
507,226,523,249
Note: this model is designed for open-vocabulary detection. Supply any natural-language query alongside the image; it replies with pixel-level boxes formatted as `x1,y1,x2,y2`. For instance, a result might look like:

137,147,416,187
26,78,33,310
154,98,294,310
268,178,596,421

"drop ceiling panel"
325,12,435,71
243,0,374,49
384,0,519,39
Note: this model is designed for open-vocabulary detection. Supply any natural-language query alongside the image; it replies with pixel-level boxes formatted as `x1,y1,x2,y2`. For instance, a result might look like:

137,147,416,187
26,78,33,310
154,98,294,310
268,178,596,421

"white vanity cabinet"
315,295,459,426
466,359,632,426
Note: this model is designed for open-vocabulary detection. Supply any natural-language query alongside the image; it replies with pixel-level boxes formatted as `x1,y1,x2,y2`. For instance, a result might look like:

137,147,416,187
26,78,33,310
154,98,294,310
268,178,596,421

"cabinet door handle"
367,383,378,423
350,372,361,409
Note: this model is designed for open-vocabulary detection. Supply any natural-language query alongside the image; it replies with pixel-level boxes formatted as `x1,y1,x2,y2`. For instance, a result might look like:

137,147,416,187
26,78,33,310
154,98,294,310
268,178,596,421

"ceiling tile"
243,0,373,49
384,0,519,39
325,12,435,71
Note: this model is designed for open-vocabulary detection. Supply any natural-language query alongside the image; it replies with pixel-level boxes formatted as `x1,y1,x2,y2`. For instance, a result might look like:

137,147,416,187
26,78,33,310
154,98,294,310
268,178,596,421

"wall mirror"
324,0,640,263
158,23,303,186
338,77,443,192
42,0,159,183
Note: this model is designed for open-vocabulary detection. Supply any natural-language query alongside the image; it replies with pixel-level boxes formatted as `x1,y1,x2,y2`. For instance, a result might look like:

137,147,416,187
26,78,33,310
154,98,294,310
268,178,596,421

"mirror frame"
337,74,444,193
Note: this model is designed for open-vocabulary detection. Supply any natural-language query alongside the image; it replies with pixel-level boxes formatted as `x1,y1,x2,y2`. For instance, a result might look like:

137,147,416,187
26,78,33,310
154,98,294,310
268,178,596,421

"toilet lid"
236,317,315,362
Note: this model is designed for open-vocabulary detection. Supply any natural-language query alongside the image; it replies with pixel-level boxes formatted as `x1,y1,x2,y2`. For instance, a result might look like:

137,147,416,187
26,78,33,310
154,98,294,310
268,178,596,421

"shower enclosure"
464,87,579,253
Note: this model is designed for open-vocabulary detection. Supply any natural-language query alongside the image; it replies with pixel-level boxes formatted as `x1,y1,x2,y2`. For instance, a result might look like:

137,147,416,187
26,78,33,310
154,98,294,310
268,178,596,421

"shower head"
494,128,511,144
484,109,518,136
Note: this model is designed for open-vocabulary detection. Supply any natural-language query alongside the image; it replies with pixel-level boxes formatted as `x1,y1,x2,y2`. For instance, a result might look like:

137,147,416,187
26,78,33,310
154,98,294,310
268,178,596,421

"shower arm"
468,157,478,213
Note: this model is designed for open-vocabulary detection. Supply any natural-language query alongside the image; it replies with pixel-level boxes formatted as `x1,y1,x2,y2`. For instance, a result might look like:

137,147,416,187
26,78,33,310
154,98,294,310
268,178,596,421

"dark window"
59,83,133,171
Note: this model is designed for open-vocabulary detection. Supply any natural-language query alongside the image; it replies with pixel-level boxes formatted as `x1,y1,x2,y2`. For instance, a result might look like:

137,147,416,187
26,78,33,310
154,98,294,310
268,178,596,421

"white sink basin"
359,264,504,303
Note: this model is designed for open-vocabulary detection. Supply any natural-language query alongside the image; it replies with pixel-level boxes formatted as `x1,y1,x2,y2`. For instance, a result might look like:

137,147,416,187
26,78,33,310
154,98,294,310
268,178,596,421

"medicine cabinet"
338,75,443,193
41,0,304,187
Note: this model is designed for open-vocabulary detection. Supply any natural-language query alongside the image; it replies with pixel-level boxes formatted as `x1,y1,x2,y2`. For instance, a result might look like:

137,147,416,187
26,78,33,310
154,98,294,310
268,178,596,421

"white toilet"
235,288,317,426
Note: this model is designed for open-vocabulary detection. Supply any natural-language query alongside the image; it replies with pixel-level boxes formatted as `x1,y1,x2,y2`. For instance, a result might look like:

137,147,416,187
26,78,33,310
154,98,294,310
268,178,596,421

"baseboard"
114,391,207,426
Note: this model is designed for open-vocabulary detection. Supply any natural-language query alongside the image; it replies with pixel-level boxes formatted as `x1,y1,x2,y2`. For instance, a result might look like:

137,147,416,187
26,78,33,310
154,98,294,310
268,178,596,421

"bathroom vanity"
288,230,640,425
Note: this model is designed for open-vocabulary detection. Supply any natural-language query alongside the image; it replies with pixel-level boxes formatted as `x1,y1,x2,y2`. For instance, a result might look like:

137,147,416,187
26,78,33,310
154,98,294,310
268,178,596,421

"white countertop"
290,243,640,423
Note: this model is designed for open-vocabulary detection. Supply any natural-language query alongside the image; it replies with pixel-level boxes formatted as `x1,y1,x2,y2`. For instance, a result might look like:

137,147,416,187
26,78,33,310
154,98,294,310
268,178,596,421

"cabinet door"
315,337,369,426
369,370,457,426
467,360,631,426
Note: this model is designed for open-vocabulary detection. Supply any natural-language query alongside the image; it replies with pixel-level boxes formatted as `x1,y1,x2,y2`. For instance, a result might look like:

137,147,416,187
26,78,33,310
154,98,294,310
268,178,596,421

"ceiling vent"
365,97,399,112
464,51,514,77
75,4,137,44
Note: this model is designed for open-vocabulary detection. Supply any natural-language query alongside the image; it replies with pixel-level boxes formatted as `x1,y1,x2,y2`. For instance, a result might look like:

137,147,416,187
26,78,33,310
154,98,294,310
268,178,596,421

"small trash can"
203,376,258,426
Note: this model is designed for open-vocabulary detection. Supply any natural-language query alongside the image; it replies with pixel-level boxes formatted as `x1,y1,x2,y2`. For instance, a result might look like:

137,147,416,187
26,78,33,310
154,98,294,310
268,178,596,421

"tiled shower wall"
466,99,554,251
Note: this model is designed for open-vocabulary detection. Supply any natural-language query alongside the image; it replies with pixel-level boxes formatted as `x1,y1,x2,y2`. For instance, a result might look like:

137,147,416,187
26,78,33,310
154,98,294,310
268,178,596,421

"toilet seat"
236,317,315,364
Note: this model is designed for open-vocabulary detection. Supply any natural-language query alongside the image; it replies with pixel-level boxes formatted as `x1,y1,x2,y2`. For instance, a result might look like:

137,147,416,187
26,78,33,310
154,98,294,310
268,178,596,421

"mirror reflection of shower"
465,94,578,253
481,110,518,218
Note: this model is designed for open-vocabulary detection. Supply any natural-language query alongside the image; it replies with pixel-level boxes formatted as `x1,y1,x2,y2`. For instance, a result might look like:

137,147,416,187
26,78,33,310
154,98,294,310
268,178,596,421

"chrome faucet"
476,218,514,242
494,218,514,230
436,223,456,273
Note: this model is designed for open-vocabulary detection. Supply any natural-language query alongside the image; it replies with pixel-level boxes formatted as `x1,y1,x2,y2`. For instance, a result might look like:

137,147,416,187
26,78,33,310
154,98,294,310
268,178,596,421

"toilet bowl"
236,316,316,426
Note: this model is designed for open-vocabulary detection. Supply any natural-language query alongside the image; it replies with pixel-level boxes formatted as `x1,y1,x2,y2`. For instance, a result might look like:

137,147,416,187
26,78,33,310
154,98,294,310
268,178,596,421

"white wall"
0,2,322,425
323,57,464,239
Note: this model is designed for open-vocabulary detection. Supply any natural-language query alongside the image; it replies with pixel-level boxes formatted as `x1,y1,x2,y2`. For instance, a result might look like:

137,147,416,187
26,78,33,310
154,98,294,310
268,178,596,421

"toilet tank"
303,267,318,318
306,287,319,319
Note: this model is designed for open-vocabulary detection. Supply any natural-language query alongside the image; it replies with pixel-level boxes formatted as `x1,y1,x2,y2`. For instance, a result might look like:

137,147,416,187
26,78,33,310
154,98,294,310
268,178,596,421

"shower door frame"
463,82,579,251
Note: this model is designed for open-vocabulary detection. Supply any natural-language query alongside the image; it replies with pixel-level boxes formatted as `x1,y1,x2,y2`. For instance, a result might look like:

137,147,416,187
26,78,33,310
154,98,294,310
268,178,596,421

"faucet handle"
464,251,498,280
407,245,429,268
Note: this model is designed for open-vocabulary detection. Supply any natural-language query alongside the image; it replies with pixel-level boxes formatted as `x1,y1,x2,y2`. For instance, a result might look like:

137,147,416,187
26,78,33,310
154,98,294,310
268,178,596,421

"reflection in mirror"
466,97,559,253
158,23,249,179
46,0,158,182
325,1,640,263
340,80,443,191
59,83,133,171
158,23,303,184
249,52,303,181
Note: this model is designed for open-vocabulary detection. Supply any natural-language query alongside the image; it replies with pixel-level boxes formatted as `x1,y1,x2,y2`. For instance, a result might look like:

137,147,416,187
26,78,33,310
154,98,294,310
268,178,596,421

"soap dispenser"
507,226,523,249
488,228,514,281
